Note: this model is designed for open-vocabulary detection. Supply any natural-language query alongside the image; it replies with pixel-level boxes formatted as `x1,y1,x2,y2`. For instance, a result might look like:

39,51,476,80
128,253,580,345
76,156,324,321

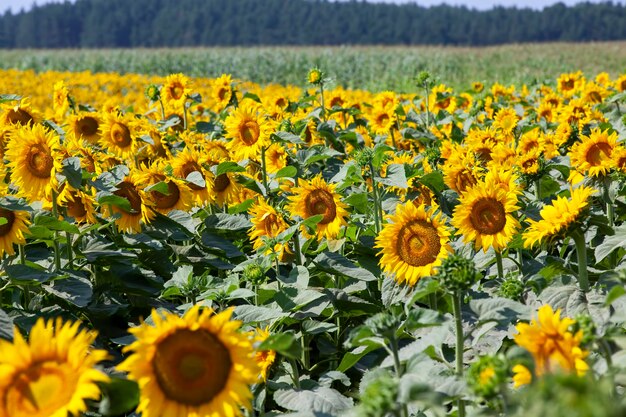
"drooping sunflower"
137,161,193,215
0,317,109,417
569,128,618,178
523,185,596,248
514,304,589,378
161,73,192,109
248,197,291,260
52,80,70,120
170,146,214,206
213,172,244,208
57,185,98,225
223,103,272,162
99,111,138,161
264,143,288,174
286,175,348,241
211,74,234,111
452,179,520,253
117,305,259,417
0,98,39,127
103,171,155,233
68,112,101,145
5,123,62,203
251,327,276,383
0,207,30,257
375,202,453,286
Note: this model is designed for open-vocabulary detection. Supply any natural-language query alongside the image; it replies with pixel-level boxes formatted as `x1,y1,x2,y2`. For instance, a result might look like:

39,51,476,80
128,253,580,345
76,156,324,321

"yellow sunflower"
569,128,618,178
0,317,109,417
170,146,214,206
223,103,272,162
68,112,101,145
375,202,453,286
251,327,276,383
99,111,138,161
514,304,589,378
264,143,288,174
137,161,193,215
161,73,192,109
212,74,234,111
117,305,259,417
103,171,155,233
5,123,62,203
368,104,396,136
0,207,30,257
213,172,243,208
452,179,520,253
57,185,98,225
523,185,596,248
0,98,39,127
286,175,348,241
52,80,70,120
248,197,291,260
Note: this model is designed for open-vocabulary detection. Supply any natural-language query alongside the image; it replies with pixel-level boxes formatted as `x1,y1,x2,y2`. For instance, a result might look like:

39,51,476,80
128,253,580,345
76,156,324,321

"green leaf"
98,194,133,213
419,171,445,193
145,181,170,195
61,157,83,189
242,92,261,103
313,252,377,282
337,344,380,372
5,264,55,284
595,223,626,263
164,265,193,289
205,213,251,231
215,161,245,177
0,217,6,226
275,165,298,178
274,387,354,414
605,285,626,306
0,94,21,104
34,215,80,234
234,305,288,323
378,163,408,188
469,297,530,324
403,306,446,331
0,309,13,341
44,276,93,307
98,377,140,416
258,332,302,359
273,131,304,144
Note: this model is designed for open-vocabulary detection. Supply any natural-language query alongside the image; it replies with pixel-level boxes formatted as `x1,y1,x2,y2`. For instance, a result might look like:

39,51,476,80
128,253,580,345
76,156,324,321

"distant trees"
1,0,626,48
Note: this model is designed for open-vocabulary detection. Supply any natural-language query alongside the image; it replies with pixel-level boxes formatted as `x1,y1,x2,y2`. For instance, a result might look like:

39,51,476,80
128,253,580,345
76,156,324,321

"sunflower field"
1,66,626,417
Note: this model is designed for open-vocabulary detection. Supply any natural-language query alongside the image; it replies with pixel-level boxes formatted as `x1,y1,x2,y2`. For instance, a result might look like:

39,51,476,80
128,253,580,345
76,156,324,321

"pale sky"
0,0,624,13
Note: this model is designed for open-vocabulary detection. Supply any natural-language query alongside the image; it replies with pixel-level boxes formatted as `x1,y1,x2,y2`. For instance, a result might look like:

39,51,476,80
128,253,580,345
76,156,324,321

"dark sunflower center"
153,328,232,406
330,97,344,108
66,195,87,219
110,122,132,148
264,213,280,235
304,189,336,225
240,120,260,146
6,108,34,126
585,142,612,166
76,117,99,138
396,219,441,267
275,98,287,108
561,79,575,90
437,97,451,109
27,144,53,179
454,170,477,193
469,197,506,235
169,83,184,100
0,208,15,237
217,87,229,101
377,113,390,126
152,181,181,210
113,181,142,214
214,174,230,193
587,91,602,103
181,162,206,191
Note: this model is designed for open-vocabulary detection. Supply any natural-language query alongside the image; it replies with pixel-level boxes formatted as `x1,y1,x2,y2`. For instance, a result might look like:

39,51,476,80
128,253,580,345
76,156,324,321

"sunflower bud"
365,312,401,340
467,355,508,398
570,314,596,345
360,371,398,417
416,71,432,87
242,263,266,285
307,68,323,85
145,84,160,102
353,147,374,168
424,145,441,167
438,254,481,293
498,276,525,301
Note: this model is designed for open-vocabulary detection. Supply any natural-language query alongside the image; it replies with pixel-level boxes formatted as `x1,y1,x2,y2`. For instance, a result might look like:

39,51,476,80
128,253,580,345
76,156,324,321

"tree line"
1,0,626,48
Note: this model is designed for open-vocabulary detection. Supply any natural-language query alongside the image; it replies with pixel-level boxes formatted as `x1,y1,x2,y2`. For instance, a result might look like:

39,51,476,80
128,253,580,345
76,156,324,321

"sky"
0,0,624,13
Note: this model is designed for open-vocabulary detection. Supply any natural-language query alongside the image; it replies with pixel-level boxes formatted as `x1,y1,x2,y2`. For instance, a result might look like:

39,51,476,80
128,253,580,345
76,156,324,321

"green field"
2,42,626,91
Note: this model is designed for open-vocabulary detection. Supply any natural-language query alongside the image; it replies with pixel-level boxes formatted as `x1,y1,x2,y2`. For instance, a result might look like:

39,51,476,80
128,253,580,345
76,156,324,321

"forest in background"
1,0,626,48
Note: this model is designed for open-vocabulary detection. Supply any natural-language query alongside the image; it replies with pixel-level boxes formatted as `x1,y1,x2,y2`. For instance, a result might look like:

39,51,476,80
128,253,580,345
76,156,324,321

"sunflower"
5,123,62,203
569,128,618,178
286,175,348,240
375,202,452,286
138,161,193,215
0,98,39,127
170,146,214,206
0,207,30,257
557,71,584,96
492,107,518,136
103,171,155,233
442,146,482,194
213,172,244,208
512,364,532,388
248,197,291,260
452,179,520,253
223,103,272,162
57,185,98,225
99,111,138,161
251,327,276,383
161,73,192,109
368,104,396,136
68,112,101,145
514,305,589,378
117,305,259,417
212,74,233,111
523,185,596,248
0,317,109,417
52,80,70,120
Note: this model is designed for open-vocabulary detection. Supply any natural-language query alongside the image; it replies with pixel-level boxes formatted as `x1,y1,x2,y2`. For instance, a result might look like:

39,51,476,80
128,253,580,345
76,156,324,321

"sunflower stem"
369,162,381,234
66,231,74,269
18,244,26,265
389,334,409,417
389,128,397,149
51,189,62,271
571,228,590,292
293,232,303,266
289,358,301,389
424,84,431,130
182,102,188,130
495,251,504,280
534,179,542,201
319,83,327,123
260,146,269,196
301,333,310,370
452,291,466,417
158,98,166,120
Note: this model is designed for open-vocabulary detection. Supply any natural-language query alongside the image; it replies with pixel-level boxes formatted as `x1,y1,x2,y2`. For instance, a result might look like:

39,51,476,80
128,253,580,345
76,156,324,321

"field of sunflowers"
1,66,626,417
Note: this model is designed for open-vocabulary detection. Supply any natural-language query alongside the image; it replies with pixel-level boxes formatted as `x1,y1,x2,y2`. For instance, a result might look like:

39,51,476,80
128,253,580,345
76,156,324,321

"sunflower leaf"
258,332,302,359
274,387,353,414
215,161,245,177
0,217,6,226
273,131,304,144
98,377,140,416
275,165,298,179
313,252,377,282
0,309,13,341
0,94,21,104
185,171,206,188
144,181,170,195
61,157,83,189
595,223,626,263
97,194,133,213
